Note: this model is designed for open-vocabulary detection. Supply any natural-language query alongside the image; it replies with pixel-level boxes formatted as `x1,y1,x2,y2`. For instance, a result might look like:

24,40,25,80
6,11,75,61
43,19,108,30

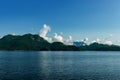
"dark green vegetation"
0,34,120,51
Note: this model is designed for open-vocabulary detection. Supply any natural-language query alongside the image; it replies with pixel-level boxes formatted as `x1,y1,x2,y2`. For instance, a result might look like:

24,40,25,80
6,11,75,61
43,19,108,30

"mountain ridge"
0,34,120,51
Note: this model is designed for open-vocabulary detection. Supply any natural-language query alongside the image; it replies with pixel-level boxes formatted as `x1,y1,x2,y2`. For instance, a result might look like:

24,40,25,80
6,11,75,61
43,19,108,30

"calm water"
0,51,120,80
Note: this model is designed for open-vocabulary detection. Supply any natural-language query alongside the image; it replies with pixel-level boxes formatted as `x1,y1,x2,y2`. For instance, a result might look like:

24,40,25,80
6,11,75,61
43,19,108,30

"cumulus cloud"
66,36,72,42
96,38,101,43
39,24,52,43
91,38,101,43
39,24,51,37
39,24,74,45
53,33,64,42
39,24,114,46
53,33,73,45
91,38,113,45
104,41,113,45
65,36,73,45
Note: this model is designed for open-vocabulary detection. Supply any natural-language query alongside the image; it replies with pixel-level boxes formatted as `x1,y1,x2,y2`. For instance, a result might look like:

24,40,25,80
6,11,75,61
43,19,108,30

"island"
0,33,120,51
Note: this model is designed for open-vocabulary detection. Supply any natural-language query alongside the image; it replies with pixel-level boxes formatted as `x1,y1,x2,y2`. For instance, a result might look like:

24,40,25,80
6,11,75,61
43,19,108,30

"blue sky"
0,0,120,44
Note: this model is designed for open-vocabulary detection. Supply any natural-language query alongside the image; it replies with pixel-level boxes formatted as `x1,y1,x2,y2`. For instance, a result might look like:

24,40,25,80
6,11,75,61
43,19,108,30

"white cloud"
67,36,72,42
104,41,113,45
39,24,74,45
53,33,64,42
39,24,52,43
91,38,113,45
65,36,73,45
39,24,51,37
91,38,101,43
91,40,96,43
39,24,117,46
11,33,16,36
39,24,73,45
53,33,73,45
96,38,101,43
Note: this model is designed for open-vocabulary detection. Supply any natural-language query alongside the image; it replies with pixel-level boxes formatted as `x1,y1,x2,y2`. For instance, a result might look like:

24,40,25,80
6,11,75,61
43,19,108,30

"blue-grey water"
0,51,120,80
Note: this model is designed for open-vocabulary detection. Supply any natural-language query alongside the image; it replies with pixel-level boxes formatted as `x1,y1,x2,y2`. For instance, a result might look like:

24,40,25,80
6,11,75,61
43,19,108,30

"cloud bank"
39,24,73,45
91,38,113,45
39,24,114,45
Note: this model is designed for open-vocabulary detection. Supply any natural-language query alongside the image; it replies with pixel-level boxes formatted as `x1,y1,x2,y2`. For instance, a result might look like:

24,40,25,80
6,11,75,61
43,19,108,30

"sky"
0,0,120,45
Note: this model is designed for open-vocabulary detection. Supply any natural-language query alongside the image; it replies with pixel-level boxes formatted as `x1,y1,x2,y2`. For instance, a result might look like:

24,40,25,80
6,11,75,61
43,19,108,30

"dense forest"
0,34,120,51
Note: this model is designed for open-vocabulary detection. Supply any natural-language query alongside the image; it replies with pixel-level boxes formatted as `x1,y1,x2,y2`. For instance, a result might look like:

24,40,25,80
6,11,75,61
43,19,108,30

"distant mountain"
79,42,120,51
0,34,120,51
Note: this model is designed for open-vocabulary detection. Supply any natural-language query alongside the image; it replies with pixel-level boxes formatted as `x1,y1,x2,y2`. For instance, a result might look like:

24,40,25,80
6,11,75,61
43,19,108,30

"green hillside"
0,34,120,51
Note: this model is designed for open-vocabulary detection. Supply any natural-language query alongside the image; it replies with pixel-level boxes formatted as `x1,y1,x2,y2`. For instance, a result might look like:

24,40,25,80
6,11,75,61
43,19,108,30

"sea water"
0,51,120,80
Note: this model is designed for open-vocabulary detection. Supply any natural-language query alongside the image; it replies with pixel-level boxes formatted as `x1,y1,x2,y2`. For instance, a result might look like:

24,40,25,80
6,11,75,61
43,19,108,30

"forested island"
0,34,120,51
